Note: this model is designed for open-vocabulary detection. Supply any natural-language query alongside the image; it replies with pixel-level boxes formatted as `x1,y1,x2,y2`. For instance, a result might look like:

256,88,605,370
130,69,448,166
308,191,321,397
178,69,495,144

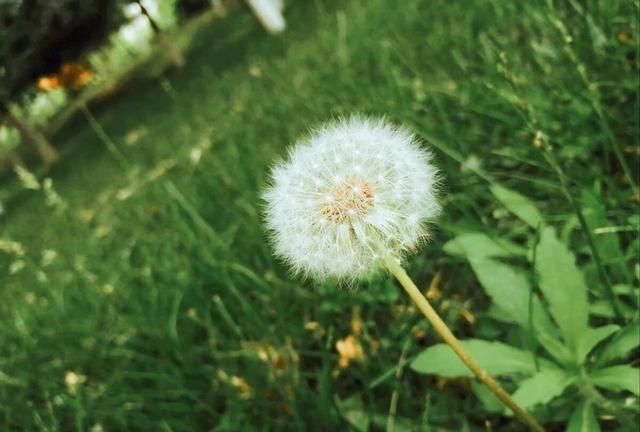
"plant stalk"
385,258,544,432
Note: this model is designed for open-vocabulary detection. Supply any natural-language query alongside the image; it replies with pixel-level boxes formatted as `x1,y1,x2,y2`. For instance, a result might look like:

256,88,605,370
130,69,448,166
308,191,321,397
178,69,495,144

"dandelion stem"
385,258,544,432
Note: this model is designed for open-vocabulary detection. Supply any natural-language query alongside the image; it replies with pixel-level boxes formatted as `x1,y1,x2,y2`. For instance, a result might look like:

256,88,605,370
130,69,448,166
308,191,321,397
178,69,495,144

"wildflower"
335,335,364,368
263,116,440,281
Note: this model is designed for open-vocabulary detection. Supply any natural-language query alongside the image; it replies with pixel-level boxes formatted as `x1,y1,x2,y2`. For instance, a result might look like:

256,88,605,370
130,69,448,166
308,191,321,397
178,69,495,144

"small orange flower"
336,335,365,368
37,75,62,90
36,63,93,91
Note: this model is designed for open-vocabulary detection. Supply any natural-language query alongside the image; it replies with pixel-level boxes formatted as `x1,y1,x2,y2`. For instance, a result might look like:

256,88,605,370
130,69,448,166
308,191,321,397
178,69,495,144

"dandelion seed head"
263,116,440,281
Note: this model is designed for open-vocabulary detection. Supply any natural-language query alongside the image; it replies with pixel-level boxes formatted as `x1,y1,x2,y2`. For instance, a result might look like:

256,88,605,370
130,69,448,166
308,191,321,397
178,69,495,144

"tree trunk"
1,100,59,165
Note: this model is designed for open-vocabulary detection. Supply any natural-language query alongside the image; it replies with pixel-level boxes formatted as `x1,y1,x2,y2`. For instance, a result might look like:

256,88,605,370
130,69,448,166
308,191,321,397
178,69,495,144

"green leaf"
597,320,640,365
468,257,572,363
566,401,600,432
535,328,576,367
469,258,532,324
490,184,544,228
443,232,527,259
411,339,550,377
591,365,640,395
581,188,629,281
576,325,620,364
337,396,370,432
512,368,574,408
536,227,589,350
470,380,503,413
589,298,637,320
469,258,555,330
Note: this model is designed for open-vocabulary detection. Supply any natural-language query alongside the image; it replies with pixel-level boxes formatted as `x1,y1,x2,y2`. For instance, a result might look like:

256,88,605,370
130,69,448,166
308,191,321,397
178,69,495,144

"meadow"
0,0,638,430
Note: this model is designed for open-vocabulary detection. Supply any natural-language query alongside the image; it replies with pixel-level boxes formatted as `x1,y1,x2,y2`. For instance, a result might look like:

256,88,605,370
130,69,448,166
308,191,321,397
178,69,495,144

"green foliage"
590,366,640,396
536,227,590,352
0,0,638,430
597,320,640,366
511,368,574,410
566,402,600,432
490,184,544,228
411,339,552,377
416,188,639,426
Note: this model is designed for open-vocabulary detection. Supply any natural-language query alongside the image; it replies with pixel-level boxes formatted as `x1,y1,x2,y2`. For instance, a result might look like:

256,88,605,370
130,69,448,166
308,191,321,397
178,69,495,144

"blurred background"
0,0,638,431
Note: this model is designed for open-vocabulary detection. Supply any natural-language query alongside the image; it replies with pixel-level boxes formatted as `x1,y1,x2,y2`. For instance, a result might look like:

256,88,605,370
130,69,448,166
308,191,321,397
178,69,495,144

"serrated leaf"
536,227,589,350
411,339,550,377
591,365,640,395
597,320,640,365
490,184,544,228
512,368,574,408
576,325,620,364
566,401,600,432
443,232,527,259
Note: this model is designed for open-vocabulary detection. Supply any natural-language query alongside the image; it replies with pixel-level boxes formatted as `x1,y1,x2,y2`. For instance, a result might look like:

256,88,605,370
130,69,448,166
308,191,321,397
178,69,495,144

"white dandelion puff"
263,116,440,281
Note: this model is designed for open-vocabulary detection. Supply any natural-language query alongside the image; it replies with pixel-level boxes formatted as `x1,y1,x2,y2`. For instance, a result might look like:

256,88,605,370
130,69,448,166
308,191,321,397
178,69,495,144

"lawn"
0,0,638,430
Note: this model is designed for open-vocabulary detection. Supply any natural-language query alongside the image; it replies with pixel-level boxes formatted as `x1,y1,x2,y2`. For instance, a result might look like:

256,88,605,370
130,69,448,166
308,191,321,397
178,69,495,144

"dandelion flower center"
321,178,374,223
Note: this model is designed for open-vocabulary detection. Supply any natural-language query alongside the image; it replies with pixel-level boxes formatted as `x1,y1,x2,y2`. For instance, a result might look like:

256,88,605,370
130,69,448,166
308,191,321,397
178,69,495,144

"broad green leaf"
469,258,532,325
470,380,503,413
411,339,551,377
512,368,574,408
468,257,571,363
566,401,600,432
469,258,555,331
536,227,589,350
443,232,527,259
591,366,640,395
597,320,640,365
490,184,544,228
576,325,619,364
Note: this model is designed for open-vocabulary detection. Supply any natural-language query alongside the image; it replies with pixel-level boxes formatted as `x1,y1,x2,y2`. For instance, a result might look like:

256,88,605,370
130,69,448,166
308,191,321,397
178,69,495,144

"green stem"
385,258,544,432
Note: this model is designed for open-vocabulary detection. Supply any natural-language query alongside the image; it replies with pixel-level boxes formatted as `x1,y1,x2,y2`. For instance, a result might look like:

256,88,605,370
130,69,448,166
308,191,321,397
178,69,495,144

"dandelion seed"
263,116,440,281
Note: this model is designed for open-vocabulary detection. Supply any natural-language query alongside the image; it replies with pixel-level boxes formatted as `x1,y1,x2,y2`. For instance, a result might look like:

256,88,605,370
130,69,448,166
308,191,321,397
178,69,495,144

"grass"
1,0,638,430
